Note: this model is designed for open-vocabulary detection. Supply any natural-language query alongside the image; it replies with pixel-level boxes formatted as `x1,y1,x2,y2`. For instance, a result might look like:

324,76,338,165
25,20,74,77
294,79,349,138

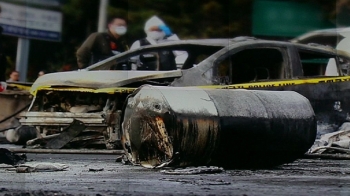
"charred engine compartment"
20,90,130,149
32,90,110,113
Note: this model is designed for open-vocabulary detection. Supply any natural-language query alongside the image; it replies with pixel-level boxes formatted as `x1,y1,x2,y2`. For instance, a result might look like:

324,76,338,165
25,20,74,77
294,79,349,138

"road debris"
25,119,86,149
44,119,86,149
304,153,350,160
5,125,37,145
0,148,26,166
161,178,231,185
160,166,224,175
9,148,124,155
6,162,69,173
88,168,104,172
309,122,350,155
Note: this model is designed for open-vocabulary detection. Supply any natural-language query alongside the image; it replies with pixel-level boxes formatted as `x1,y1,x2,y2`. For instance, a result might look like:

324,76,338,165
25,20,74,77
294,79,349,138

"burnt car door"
171,42,291,86
212,44,350,137
283,46,350,137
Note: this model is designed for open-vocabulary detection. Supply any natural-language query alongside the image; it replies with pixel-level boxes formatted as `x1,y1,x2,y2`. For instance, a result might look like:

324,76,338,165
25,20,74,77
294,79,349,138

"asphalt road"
0,146,350,196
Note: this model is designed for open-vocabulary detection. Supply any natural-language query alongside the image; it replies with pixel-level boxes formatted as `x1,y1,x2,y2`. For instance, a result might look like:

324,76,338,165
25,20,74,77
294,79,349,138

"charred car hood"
30,70,182,95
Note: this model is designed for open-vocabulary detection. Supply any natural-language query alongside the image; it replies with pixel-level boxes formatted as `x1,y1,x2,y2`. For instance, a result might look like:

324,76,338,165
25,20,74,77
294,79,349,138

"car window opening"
297,35,342,48
126,45,224,71
298,50,339,77
338,57,350,76
214,48,285,84
182,46,224,69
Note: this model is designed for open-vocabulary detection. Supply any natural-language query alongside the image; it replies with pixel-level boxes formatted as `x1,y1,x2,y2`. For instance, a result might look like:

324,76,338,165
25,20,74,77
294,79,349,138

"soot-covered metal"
18,37,350,150
122,85,317,169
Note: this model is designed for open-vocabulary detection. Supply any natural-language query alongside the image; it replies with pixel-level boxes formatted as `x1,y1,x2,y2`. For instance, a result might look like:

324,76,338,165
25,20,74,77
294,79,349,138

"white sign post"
16,38,30,82
98,0,109,33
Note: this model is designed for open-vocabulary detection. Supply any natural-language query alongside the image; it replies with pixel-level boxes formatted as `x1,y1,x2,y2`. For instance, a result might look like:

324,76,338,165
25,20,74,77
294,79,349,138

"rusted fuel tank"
121,85,316,169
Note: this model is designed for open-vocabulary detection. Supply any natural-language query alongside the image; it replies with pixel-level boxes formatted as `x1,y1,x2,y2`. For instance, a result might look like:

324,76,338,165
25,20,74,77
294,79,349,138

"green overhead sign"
252,0,333,37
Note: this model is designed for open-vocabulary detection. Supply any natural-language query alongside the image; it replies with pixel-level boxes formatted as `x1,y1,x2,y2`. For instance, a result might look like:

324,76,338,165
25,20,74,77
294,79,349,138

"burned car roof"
84,38,234,71
290,27,350,48
30,36,350,94
29,38,234,94
30,70,182,95
85,36,347,71
291,27,350,57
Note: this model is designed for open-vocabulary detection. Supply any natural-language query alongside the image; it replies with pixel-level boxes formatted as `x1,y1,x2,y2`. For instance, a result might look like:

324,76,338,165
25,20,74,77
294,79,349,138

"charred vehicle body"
0,82,33,144
290,27,350,49
19,37,350,168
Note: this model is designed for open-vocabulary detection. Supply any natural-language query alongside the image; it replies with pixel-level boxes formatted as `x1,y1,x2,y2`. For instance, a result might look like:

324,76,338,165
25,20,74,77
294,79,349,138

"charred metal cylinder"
122,85,316,169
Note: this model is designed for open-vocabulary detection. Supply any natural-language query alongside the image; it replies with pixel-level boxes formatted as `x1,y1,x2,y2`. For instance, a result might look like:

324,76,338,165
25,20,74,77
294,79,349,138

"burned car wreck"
20,39,226,149
18,37,350,168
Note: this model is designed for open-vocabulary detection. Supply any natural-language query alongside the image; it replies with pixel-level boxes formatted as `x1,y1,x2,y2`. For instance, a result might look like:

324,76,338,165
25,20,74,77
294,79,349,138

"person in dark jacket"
76,17,129,69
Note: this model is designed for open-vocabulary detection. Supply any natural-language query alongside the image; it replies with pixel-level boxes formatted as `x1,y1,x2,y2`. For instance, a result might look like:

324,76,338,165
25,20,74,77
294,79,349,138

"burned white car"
20,39,226,149
18,37,350,168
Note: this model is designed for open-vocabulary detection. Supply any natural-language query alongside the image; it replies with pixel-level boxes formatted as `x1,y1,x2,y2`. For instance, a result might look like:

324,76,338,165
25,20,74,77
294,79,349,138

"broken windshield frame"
84,40,228,71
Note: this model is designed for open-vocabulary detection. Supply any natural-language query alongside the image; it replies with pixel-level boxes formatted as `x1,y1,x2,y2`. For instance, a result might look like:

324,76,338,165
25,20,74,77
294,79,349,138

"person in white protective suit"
130,15,188,70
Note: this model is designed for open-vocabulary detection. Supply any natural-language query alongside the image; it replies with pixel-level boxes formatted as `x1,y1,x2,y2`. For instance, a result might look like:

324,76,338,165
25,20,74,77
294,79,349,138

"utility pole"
98,0,109,32
16,38,30,82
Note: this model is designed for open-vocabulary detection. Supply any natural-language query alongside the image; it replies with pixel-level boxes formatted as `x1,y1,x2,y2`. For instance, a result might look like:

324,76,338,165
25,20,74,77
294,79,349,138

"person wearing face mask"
76,17,129,69
130,15,180,71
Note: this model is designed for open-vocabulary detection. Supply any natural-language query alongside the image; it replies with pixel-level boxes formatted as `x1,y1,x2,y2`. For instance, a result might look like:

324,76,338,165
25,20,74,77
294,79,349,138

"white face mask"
115,26,127,35
147,31,165,40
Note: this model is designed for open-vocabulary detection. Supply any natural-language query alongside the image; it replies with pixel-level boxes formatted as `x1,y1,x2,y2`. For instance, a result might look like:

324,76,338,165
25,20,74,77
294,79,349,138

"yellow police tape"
7,83,32,91
30,75,350,96
30,86,136,96
199,76,350,89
